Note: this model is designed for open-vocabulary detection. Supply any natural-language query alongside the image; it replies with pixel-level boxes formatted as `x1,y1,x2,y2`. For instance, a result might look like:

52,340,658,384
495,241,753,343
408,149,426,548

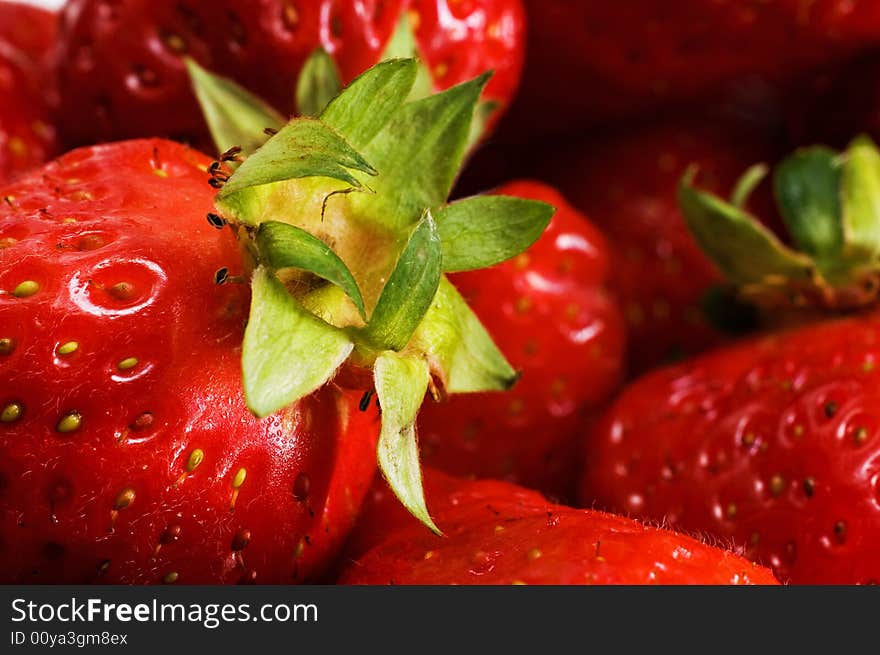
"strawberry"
1,60,553,582
581,137,880,584
339,470,779,584
0,1,57,65
0,138,380,583
54,0,524,150
538,122,779,375
417,180,625,500
0,40,56,182
503,0,880,138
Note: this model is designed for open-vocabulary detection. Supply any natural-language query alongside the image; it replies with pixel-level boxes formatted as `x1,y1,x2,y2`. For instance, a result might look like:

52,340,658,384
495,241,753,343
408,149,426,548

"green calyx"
679,135,880,311
189,59,553,532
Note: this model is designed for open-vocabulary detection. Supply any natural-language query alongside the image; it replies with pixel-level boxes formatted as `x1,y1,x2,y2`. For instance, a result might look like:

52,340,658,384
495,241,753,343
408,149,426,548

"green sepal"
320,58,419,151
380,12,433,101
730,163,769,209
411,276,517,393
217,118,377,207
256,221,365,319
242,267,354,417
773,146,843,264
296,48,342,118
185,57,285,157
352,72,492,231
374,351,439,534
678,167,815,286
841,135,880,263
435,195,554,272
363,211,442,350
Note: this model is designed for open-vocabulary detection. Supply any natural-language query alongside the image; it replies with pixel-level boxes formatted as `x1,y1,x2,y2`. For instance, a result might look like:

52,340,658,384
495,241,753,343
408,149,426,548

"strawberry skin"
504,0,880,138
0,2,57,65
0,139,379,583
339,470,779,585
581,314,880,584
538,122,780,375
55,0,524,149
417,181,625,500
0,41,56,183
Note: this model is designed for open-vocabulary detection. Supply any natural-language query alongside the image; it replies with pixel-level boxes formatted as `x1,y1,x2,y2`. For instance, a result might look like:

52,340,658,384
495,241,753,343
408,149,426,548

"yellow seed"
423,550,435,560
726,503,738,518
770,475,786,497
511,580,527,586
186,448,205,472
232,467,246,489
163,571,179,584
57,341,79,355
114,487,136,510
117,357,138,371
57,411,82,433
12,280,39,297
153,169,169,178
0,337,14,355
527,548,542,561
1,402,22,423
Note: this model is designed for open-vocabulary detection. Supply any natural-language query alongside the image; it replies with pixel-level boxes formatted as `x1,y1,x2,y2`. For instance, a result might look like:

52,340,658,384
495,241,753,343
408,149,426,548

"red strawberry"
339,470,779,585
538,122,781,375
1,60,551,583
54,0,524,150
581,315,880,584
0,41,56,182
0,139,380,583
417,180,625,500
503,0,880,139
0,2,57,64
581,136,880,584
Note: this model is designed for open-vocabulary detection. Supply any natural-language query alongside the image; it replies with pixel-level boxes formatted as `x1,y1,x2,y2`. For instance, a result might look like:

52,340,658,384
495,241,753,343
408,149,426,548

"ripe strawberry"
581,315,880,585
503,0,880,138
581,137,880,584
1,60,552,582
417,180,625,499
538,122,779,375
0,1,57,64
339,470,779,584
0,40,56,182
55,0,524,150
0,139,380,583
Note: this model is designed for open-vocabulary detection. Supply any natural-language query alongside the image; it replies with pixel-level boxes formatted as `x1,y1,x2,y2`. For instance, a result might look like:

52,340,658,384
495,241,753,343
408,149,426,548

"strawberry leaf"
296,48,342,118
773,147,843,264
352,72,491,231
256,221,365,319
679,167,814,286
842,136,880,263
320,58,419,151
185,58,285,156
411,277,517,393
243,267,353,417
217,118,376,209
364,211,442,350
374,351,439,534
436,195,554,272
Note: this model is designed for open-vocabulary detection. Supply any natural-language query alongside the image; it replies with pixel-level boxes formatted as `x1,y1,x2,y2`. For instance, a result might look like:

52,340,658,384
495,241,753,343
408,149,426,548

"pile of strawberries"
4,0,880,586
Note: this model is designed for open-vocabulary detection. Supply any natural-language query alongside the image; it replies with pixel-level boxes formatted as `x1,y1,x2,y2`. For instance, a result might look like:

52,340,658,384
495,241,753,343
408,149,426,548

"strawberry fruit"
1,59,553,582
55,0,524,150
417,180,624,499
582,136,880,584
340,470,779,585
